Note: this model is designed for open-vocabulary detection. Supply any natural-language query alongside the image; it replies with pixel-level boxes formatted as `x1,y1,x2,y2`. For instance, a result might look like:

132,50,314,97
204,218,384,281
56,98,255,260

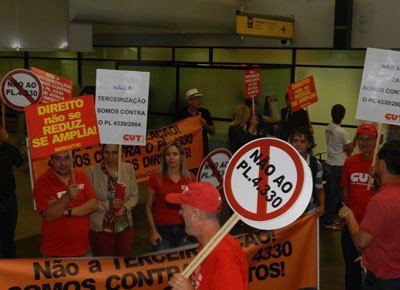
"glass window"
82,47,138,60
180,67,291,120
28,59,78,84
146,114,175,130
180,67,244,119
295,66,363,156
0,52,24,57
141,48,172,61
118,65,177,115
0,59,25,74
81,60,116,85
28,52,77,59
175,48,209,62
296,50,366,66
213,48,292,64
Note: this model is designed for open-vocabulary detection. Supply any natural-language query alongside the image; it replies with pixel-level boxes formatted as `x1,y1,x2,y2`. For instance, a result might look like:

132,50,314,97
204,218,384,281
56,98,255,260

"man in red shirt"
340,123,378,290
340,142,400,289
166,182,248,290
33,151,97,257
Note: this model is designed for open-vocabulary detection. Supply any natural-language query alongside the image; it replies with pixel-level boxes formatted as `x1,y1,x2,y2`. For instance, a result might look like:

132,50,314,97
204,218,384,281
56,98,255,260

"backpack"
309,155,327,207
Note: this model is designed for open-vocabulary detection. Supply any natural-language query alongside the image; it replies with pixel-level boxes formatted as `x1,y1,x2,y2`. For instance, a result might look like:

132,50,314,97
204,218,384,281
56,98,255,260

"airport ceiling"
72,0,326,35
71,0,337,47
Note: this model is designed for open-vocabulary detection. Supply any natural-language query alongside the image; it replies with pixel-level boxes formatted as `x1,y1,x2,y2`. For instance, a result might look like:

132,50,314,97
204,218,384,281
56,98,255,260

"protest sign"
31,67,73,103
182,137,313,278
356,48,400,125
1,69,43,110
287,75,318,112
30,116,203,183
25,96,100,160
224,137,313,230
244,69,261,99
0,214,317,290
197,148,232,189
96,69,150,145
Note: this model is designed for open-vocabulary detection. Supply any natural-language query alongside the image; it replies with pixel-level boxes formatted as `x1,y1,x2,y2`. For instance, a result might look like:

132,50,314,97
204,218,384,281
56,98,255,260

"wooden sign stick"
118,144,122,183
367,123,384,190
69,150,76,185
1,100,5,130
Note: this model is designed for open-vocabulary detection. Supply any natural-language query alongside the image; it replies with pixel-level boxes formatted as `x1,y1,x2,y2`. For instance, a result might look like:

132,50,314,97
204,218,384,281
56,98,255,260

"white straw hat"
185,88,203,99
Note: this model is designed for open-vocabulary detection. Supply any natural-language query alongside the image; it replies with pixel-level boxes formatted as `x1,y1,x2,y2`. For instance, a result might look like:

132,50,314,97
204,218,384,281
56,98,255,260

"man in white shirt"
322,104,353,229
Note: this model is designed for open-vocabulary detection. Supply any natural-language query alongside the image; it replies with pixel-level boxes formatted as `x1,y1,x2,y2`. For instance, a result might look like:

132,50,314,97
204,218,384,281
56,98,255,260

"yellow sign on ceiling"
236,14,294,39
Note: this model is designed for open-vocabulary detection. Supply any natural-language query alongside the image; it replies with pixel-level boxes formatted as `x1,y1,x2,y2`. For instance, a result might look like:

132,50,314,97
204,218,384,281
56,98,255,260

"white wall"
0,0,92,51
352,0,400,49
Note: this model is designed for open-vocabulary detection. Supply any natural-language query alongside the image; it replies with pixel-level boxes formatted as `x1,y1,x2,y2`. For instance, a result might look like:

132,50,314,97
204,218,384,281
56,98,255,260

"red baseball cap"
356,123,378,137
166,182,222,214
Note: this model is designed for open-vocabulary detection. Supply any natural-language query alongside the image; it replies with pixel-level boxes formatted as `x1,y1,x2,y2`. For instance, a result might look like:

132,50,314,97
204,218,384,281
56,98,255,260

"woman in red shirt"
145,141,195,251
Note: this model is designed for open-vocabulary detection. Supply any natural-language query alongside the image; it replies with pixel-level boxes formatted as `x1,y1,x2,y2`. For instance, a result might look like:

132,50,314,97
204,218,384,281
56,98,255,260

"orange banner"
25,96,100,160
0,214,317,289
287,75,318,112
31,67,73,103
30,116,204,183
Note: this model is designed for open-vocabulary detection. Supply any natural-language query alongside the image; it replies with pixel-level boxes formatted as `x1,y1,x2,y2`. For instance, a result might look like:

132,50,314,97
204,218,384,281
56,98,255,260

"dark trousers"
152,224,188,252
342,225,362,290
0,196,18,258
362,270,400,290
322,164,343,225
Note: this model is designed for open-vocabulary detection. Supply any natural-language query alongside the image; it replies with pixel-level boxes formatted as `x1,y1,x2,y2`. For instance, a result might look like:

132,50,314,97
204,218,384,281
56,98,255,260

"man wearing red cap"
166,182,248,290
340,123,378,290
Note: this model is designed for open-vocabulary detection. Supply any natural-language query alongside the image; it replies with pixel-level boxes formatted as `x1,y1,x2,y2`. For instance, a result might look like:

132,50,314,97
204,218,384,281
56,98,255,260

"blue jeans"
342,225,362,290
153,224,188,252
0,196,18,258
362,270,400,290
322,164,343,225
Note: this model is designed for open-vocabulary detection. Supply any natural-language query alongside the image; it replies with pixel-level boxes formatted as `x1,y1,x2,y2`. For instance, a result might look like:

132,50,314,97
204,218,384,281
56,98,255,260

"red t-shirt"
33,168,97,257
146,172,195,225
340,154,375,223
190,235,249,290
361,180,400,279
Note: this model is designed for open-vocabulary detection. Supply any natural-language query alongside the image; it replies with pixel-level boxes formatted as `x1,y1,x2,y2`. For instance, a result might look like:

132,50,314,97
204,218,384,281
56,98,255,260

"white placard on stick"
356,48,400,125
197,148,232,189
95,69,150,145
1,69,43,111
224,137,313,230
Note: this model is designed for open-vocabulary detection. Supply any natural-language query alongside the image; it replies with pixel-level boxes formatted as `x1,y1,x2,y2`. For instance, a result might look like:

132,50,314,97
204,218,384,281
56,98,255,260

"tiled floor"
8,139,345,289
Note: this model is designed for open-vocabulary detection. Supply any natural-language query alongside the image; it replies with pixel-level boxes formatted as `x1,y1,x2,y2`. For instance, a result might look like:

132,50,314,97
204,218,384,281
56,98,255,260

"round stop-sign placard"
223,137,312,230
0,69,43,110
197,148,232,189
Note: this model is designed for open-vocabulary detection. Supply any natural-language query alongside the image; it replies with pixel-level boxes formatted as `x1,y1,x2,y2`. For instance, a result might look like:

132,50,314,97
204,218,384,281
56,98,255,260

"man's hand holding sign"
355,48,400,188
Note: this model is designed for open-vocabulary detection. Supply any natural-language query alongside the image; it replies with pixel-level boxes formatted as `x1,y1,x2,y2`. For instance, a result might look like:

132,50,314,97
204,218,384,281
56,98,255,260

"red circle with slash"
197,148,232,189
224,137,309,224
1,69,43,111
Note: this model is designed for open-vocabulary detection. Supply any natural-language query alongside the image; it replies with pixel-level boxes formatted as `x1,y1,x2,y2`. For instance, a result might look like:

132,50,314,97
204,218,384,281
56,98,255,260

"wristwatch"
66,207,72,217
